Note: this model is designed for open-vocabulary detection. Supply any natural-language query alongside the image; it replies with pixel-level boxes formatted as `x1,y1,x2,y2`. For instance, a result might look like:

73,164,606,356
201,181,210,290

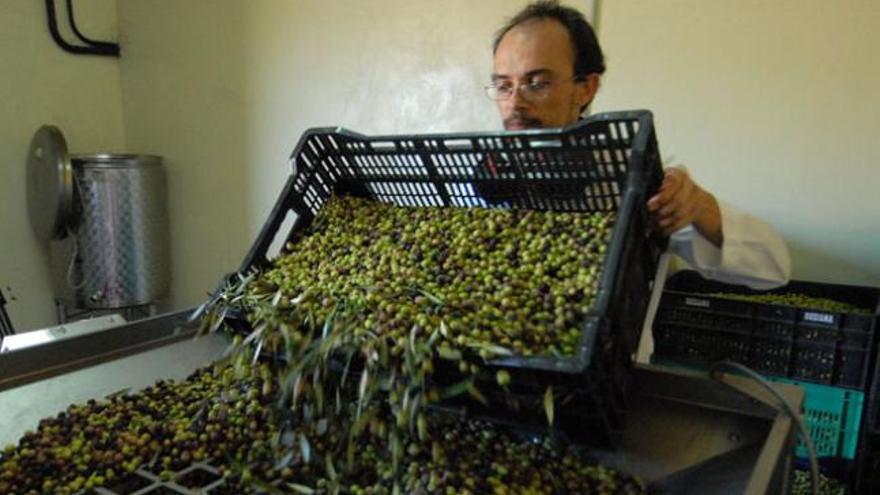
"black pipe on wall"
45,0,120,57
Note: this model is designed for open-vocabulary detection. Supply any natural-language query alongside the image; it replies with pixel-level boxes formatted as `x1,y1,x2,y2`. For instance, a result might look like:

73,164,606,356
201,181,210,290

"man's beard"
503,112,543,130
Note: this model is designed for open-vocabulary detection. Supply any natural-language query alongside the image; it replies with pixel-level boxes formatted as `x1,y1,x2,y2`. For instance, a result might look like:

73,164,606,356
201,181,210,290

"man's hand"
647,166,723,247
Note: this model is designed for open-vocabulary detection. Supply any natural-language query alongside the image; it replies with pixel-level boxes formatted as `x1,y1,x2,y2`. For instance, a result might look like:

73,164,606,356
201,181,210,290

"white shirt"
667,200,791,289
635,201,791,362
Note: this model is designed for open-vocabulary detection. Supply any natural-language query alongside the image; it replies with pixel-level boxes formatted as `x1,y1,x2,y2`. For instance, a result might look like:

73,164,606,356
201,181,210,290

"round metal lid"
27,125,74,241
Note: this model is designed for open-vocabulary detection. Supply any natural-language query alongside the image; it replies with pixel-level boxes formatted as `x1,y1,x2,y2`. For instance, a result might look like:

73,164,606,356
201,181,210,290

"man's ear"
577,73,601,109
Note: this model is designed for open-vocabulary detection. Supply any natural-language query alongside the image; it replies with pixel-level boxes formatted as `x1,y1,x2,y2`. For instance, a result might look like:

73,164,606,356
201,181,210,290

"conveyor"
0,311,801,494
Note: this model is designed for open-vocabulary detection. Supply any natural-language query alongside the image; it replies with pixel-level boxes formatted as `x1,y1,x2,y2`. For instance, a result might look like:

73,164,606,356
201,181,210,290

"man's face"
492,19,598,130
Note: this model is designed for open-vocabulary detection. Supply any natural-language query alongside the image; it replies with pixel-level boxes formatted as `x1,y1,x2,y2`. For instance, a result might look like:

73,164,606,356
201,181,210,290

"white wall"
116,0,526,312
117,0,251,314
594,0,880,286
0,0,125,331
7,1,875,329
115,0,879,314
240,0,511,232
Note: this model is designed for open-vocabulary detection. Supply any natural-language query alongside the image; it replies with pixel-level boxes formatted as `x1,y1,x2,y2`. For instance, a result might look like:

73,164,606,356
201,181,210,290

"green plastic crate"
766,377,863,459
652,358,864,459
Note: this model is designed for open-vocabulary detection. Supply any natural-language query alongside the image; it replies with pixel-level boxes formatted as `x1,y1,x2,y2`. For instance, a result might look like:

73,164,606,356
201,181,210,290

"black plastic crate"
754,318,794,340
790,340,836,384
838,346,870,389
226,111,665,447
750,335,791,375
867,344,880,433
0,288,14,338
653,270,879,390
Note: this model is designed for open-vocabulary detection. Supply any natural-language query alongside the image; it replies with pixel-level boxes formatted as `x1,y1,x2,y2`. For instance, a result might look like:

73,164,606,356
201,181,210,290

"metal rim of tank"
71,154,163,168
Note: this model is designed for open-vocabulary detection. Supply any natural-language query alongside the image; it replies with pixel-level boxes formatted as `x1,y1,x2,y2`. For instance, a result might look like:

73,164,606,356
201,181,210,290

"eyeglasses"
484,76,583,101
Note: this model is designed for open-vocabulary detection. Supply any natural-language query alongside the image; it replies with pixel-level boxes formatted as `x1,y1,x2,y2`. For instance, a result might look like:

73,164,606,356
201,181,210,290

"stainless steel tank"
28,126,171,314
68,154,170,308
42,154,170,309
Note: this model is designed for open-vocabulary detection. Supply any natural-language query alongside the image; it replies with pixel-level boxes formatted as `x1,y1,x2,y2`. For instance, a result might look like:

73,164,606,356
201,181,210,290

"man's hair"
493,0,606,77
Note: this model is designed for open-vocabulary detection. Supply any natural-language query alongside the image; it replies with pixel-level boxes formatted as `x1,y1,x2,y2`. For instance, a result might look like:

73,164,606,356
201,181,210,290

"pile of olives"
790,469,846,495
0,197,642,494
257,195,613,357
291,416,645,495
197,196,636,493
710,292,870,315
0,363,280,495
0,362,645,494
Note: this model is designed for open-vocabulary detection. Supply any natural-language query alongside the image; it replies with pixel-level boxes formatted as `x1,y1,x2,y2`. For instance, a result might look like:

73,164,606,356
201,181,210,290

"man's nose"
509,84,529,108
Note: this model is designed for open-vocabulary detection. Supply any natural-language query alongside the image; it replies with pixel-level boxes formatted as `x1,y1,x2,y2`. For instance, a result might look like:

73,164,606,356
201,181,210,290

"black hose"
45,0,119,57
65,0,120,55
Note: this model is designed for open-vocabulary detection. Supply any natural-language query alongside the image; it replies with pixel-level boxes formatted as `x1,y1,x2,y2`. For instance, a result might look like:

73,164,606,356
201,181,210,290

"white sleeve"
667,200,791,290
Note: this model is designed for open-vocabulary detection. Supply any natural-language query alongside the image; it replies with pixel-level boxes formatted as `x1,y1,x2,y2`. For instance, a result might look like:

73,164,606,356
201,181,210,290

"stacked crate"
652,269,880,490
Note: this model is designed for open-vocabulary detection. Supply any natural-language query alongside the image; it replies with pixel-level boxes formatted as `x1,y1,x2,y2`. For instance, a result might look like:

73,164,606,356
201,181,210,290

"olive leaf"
325,453,338,481
316,418,329,436
544,386,555,427
469,342,514,357
298,433,312,464
357,368,370,418
437,343,462,361
251,478,286,495
287,483,316,494
441,377,475,400
467,383,489,406
416,287,444,306
274,451,295,470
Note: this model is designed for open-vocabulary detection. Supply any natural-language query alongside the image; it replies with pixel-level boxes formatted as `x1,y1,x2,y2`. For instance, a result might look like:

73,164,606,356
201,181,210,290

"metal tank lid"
26,125,74,241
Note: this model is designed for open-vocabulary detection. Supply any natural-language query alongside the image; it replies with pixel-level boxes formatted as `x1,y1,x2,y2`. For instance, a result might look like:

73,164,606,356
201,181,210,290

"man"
487,0,790,289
